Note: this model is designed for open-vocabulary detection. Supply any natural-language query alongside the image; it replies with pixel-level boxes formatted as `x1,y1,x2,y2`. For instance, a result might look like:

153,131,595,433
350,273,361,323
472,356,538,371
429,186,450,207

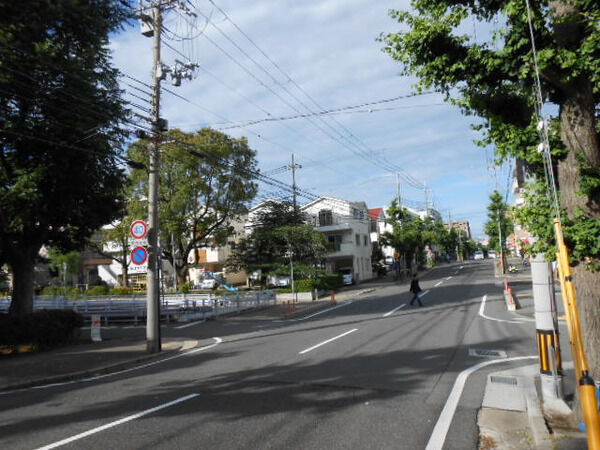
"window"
327,235,342,252
369,220,377,233
355,234,360,246
319,209,333,226
363,235,368,246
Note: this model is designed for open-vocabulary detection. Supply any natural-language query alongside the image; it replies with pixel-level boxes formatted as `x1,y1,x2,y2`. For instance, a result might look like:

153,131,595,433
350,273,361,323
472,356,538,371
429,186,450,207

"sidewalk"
480,263,586,449
0,336,199,392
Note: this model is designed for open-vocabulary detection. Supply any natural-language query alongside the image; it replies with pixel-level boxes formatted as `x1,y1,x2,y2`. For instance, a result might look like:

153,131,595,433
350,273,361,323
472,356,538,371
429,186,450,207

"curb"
0,339,199,392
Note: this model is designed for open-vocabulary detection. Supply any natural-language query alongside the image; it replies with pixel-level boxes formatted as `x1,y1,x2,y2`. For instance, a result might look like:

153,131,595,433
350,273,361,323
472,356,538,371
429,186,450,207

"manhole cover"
468,348,507,358
490,375,518,386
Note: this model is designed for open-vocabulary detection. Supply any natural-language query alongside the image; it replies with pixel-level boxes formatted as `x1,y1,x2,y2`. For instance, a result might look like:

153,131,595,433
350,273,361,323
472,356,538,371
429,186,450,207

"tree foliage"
0,0,132,315
226,201,327,281
381,0,600,267
381,0,600,389
128,128,258,283
484,190,513,253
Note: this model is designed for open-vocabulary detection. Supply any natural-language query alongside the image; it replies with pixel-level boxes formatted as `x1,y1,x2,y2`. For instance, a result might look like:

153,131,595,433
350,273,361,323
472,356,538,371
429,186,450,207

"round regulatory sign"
131,246,149,265
130,220,148,239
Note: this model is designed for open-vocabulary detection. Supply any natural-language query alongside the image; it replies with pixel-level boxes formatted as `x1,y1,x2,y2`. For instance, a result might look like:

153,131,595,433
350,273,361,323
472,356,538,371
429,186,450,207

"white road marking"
426,356,537,450
1,338,223,395
421,289,430,297
35,393,200,450
296,301,353,320
383,303,406,317
459,265,464,269
445,276,452,281
175,319,206,329
478,295,525,324
434,281,443,287
299,329,358,354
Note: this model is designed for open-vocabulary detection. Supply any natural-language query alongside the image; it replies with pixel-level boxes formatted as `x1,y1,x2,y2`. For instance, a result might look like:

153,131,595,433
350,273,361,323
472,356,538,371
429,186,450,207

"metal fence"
0,291,276,325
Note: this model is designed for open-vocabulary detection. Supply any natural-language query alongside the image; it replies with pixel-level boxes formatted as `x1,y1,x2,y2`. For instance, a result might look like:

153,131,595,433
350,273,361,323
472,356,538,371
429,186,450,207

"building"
446,221,472,239
301,197,374,283
368,207,395,262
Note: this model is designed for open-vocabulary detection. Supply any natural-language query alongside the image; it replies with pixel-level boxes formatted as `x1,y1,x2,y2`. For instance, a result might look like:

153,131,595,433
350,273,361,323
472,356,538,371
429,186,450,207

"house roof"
368,207,384,220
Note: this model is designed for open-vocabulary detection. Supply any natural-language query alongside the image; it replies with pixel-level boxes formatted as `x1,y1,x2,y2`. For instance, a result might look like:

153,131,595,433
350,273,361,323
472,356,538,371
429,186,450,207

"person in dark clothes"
409,274,423,307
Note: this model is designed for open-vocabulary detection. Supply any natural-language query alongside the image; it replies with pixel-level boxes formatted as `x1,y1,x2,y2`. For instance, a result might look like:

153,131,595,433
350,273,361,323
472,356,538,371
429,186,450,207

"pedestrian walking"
409,274,423,307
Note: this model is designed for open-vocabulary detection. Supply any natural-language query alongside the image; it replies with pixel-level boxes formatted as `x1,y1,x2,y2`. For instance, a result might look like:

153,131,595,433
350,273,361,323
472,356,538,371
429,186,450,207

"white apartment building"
301,197,374,283
368,207,395,262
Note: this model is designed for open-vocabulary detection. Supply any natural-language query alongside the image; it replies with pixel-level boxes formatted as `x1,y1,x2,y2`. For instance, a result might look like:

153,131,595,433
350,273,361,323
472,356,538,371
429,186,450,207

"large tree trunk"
557,78,600,421
8,246,39,316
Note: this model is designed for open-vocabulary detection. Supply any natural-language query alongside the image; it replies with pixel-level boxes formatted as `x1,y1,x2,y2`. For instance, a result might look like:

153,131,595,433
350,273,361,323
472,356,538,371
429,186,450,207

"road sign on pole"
131,246,149,265
130,220,149,240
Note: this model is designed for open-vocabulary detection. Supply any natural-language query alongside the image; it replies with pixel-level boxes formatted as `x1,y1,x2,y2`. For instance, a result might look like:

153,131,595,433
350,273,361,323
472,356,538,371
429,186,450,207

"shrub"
41,286,81,297
180,282,193,294
293,279,315,292
314,274,343,290
109,286,134,295
0,310,84,347
85,285,109,296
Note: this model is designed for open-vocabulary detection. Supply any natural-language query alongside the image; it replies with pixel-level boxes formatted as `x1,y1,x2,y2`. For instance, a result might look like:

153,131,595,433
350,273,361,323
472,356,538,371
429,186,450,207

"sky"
110,0,514,239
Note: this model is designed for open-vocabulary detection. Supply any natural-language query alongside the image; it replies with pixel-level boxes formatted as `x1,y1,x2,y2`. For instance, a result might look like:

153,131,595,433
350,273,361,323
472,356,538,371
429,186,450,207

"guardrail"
0,291,276,325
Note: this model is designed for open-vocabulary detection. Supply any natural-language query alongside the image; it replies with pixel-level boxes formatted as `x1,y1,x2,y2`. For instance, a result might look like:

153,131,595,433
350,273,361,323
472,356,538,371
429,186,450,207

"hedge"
0,310,84,347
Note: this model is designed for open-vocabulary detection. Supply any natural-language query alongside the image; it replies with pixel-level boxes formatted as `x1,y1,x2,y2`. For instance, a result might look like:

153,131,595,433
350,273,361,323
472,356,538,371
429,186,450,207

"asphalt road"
0,260,539,450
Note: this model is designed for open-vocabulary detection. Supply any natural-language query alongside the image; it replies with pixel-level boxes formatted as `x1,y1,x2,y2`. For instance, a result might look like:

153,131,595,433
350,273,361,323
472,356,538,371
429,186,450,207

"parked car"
474,250,484,260
266,275,291,288
339,268,354,285
200,278,218,290
488,250,497,259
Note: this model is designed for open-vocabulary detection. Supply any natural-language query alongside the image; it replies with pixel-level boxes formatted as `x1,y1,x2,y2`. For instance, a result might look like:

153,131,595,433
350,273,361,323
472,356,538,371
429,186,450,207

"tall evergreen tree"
0,1,132,315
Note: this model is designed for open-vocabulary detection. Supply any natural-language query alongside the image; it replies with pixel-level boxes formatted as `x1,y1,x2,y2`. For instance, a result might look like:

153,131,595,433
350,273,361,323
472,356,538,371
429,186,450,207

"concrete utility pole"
146,3,163,354
396,173,401,206
531,253,564,402
289,154,301,220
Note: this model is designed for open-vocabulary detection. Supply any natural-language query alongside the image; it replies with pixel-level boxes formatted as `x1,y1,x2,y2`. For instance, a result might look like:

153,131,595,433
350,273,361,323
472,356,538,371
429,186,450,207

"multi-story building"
301,197,374,283
368,207,395,262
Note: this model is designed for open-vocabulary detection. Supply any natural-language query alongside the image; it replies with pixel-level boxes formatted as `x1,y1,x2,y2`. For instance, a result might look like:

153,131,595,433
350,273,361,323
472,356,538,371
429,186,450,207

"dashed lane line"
299,329,358,354
35,393,200,450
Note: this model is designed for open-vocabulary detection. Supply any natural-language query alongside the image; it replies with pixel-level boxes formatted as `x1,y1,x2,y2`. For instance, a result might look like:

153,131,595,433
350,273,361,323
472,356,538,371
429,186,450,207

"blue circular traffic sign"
130,220,148,239
131,246,149,265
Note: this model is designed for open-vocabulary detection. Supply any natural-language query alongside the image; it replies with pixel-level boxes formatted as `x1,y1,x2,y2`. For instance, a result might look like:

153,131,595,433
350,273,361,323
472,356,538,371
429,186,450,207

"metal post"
146,4,162,354
531,253,563,401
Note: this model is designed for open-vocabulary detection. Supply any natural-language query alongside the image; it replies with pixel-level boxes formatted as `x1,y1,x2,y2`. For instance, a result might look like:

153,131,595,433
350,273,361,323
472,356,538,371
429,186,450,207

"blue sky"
110,0,513,239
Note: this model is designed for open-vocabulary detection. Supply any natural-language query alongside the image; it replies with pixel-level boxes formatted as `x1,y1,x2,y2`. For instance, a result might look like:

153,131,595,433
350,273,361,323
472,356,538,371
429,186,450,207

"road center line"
383,303,406,317
425,356,537,450
35,393,200,450
295,301,352,320
445,276,452,281
478,295,525,324
176,319,206,329
434,281,443,287
299,329,358,354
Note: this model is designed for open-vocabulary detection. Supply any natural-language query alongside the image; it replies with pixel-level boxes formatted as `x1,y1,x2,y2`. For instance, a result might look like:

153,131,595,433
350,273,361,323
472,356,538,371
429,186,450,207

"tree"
484,190,512,255
381,0,600,392
128,128,258,284
47,249,82,286
0,1,132,315
226,201,327,282
381,200,425,272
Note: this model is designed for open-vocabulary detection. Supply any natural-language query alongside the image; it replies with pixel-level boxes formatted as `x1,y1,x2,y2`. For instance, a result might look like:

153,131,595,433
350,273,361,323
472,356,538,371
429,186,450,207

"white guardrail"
0,291,276,325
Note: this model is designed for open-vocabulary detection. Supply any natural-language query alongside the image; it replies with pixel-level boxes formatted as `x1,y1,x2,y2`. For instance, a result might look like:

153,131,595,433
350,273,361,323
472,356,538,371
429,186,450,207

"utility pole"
424,182,430,217
289,154,301,221
396,173,401,207
146,2,163,354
